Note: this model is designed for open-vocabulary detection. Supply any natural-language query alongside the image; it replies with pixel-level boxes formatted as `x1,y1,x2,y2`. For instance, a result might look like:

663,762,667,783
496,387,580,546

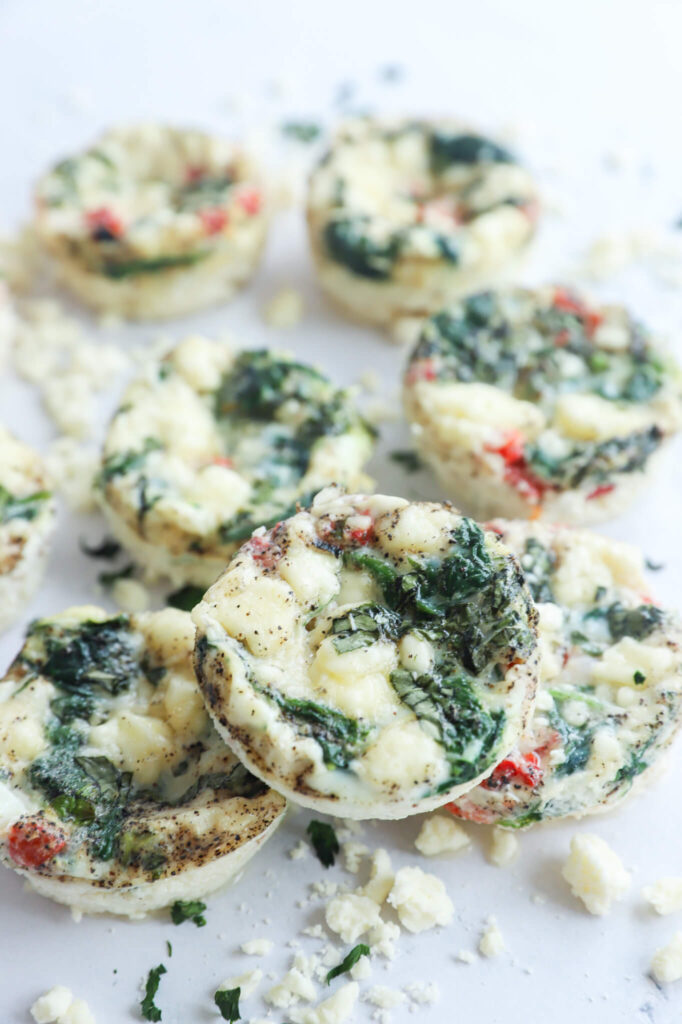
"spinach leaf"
330,603,401,654
0,484,51,524
326,944,370,984
97,563,135,589
389,450,423,472
324,217,401,279
31,616,140,696
214,987,241,1022
118,829,167,875
430,132,513,174
141,964,167,1022
281,120,322,143
170,765,267,806
520,538,556,603
79,536,122,559
98,437,162,484
166,584,205,611
549,707,594,778
101,251,209,278
257,686,369,769
498,805,543,829
306,820,339,868
606,602,664,642
170,899,207,927
526,426,663,489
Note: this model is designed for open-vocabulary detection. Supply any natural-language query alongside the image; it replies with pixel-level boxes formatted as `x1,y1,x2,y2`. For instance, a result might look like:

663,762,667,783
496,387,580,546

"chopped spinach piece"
100,251,209,278
326,943,370,984
498,805,543,828
634,670,646,684
307,819,339,868
141,964,167,1022
0,484,51,524
79,536,122,560
98,562,135,588
256,685,369,769
169,764,267,806
166,941,172,957
170,899,207,927
606,602,664,641
324,217,401,279
98,437,162,484
330,603,401,654
549,707,594,778
29,616,140,696
281,120,322,143
430,132,513,174
389,449,423,472
167,584,205,611
520,538,556,603
526,427,663,489
50,692,96,723
645,558,665,571
214,987,241,1022
118,829,167,875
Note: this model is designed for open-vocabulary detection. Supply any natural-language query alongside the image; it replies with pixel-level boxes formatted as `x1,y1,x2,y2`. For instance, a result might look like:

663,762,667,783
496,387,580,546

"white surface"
1,1,682,1021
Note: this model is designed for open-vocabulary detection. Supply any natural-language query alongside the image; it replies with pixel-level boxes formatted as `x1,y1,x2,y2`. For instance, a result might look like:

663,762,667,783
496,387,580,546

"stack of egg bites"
1,115,682,919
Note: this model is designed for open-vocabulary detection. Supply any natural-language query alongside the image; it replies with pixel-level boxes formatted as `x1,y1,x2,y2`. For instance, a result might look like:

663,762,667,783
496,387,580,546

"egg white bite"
33,124,268,320
192,489,539,820
0,606,286,916
0,425,55,632
96,336,375,588
404,286,682,524
448,521,682,828
306,118,538,329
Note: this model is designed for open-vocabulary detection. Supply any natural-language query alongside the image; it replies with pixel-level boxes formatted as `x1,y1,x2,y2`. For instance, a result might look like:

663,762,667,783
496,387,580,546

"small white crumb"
358,369,381,393
643,878,682,915
342,841,370,873
363,986,405,1009
479,917,506,958
361,849,394,905
302,924,325,940
241,939,275,957
30,987,73,1023
45,438,98,513
263,287,304,329
325,893,381,943
387,866,454,933
489,827,519,867
531,893,546,905
311,880,340,900
220,969,263,999
561,834,631,915
651,932,682,983
70,908,83,924
457,950,477,964
265,967,317,1009
403,981,439,1005
289,840,309,860
111,577,150,614
290,981,358,1024
59,999,96,1024
414,815,470,857
368,920,400,961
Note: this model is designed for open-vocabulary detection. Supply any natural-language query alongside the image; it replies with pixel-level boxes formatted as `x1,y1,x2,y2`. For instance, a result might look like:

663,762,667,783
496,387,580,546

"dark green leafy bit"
257,685,369,769
585,601,664,642
166,941,172,957
389,449,423,472
167,584,205,611
526,427,663,489
326,944,370,984
634,671,646,684
0,484,51,524
324,217,401,279
429,133,514,174
170,899,207,927
520,538,556,603
98,437,162,485
100,251,209,279
499,805,543,829
98,563,135,588
646,558,664,571
79,536,122,560
214,987,241,1022
26,616,139,696
306,820,339,868
281,120,322,143
612,736,656,787
331,603,401,654
549,706,594,778
141,964,167,1022
118,829,167,875
169,763,267,806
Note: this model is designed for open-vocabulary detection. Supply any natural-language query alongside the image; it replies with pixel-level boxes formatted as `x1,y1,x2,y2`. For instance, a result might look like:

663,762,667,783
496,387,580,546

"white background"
1,1,682,1022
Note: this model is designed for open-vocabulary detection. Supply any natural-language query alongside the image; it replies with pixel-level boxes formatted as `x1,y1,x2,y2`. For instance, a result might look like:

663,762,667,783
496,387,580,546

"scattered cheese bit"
220,969,262,999
290,981,358,1024
651,932,682,984
342,841,370,874
361,849,394,905
367,920,400,961
643,878,682,915
59,999,96,1024
387,866,454,933
363,985,405,1009
241,938,275,957
403,981,439,1005
45,438,98,512
289,840,310,860
266,966,317,1009
350,957,372,981
263,287,304,329
457,950,477,964
111,577,150,614
414,815,470,857
358,369,380,393
489,827,519,867
325,893,381,943
30,987,73,1024
479,917,506,958
561,834,631,916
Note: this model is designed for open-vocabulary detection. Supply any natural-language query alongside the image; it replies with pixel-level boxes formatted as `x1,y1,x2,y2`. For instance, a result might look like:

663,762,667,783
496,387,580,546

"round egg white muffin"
404,286,682,523
192,489,539,819
448,521,682,828
0,606,286,916
96,336,375,587
34,124,268,319
306,118,538,328
0,425,55,632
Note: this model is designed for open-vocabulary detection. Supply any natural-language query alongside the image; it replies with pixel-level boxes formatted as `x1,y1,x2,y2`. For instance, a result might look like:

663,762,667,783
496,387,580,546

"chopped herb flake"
214,987,241,1022
79,537,122,560
167,584,205,611
306,820,339,868
326,944,370,984
170,899,207,927
141,963,166,1022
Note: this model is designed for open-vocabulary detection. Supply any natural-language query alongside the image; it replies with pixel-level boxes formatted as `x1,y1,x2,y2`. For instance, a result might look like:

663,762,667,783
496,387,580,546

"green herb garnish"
306,820,339,868
166,584,205,611
0,484,51,524
141,964,167,1022
170,899,207,927
326,944,370,984
214,987,241,1022
79,537,122,560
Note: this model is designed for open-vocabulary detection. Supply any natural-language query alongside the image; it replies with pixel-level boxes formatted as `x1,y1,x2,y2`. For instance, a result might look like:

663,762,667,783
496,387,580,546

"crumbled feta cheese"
358,369,380,393
457,950,477,964
342,840,370,873
59,999,96,1024
111,577,150,614
414,815,470,857
489,827,519,867
363,986,405,1009
367,920,400,960
312,880,340,900
643,878,682,915
350,956,372,980
325,893,381,943
479,917,506,958
289,840,310,860
220,969,262,999
651,932,682,984
264,287,304,328
387,866,454,933
242,938,275,957
30,987,73,1023
302,924,326,940
361,849,394,904
266,963,317,1009
403,981,439,1005
562,834,631,915
44,438,98,512
290,982,358,1024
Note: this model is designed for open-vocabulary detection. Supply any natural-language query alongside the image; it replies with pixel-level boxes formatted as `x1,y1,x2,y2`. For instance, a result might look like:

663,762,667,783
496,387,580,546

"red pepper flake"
186,165,206,183
237,187,261,216
200,207,229,235
586,483,615,501
520,198,540,223
405,360,437,385
348,510,374,546
552,286,602,337
445,800,498,824
85,207,124,240
554,328,570,347
485,429,548,505
482,751,543,791
212,455,234,469
8,817,67,868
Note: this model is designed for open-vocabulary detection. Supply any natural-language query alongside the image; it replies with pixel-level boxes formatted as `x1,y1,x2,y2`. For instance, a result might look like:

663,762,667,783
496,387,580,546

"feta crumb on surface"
479,917,506,958
290,981,358,1024
457,949,477,964
266,966,317,1009
263,287,304,329
367,919,400,961
361,849,394,905
59,999,96,1024
325,893,381,943
403,981,439,1005
350,956,372,981
289,840,310,860
561,833,631,915
387,866,454,933
651,932,682,983
342,840,370,873
363,985,405,1009
30,987,73,1024
45,438,98,513
358,369,380,393
111,577,150,614
643,878,682,916
241,938,275,957
489,827,519,867
302,924,325,940
414,815,470,857
220,969,263,999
